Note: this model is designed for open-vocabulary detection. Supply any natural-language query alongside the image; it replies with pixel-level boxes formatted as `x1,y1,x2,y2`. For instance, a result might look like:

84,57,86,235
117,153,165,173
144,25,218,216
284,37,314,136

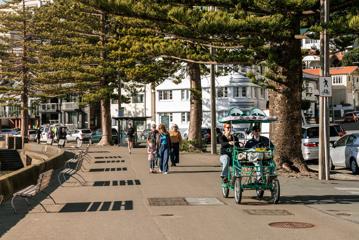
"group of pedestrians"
146,123,182,174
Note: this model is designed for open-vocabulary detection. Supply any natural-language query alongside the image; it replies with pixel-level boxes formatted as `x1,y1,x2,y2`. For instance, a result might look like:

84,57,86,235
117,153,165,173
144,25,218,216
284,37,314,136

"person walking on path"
36,128,41,144
147,140,157,173
127,123,135,154
169,124,182,166
157,123,171,174
147,123,159,167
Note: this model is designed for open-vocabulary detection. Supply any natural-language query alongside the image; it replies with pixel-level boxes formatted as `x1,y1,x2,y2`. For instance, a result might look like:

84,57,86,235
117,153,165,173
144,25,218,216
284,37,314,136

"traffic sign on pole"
319,77,332,97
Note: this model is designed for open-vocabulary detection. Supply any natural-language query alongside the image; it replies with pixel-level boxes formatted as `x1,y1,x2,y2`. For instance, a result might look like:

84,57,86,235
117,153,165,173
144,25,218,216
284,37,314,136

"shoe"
171,163,176,167
158,169,162,173
149,169,153,173
163,172,168,174
221,177,228,183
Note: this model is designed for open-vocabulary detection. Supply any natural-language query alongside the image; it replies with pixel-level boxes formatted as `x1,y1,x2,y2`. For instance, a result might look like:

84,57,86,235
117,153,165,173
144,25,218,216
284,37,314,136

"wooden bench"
11,169,56,213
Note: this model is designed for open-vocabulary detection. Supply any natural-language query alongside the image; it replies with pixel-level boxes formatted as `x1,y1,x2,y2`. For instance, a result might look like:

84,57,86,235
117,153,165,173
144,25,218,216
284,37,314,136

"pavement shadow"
0,171,64,238
279,195,359,205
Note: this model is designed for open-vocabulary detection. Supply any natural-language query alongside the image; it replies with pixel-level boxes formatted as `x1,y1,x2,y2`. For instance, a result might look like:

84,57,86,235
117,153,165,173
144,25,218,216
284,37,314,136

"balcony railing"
61,102,79,111
39,103,59,112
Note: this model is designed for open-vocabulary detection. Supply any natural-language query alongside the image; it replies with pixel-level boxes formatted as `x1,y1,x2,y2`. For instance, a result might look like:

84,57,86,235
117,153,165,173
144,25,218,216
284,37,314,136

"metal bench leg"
11,195,18,213
74,173,86,183
69,175,86,185
58,173,64,186
41,191,57,204
38,202,48,213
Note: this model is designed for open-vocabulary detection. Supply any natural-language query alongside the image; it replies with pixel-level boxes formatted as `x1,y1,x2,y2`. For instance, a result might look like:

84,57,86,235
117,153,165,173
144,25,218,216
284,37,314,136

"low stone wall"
0,144,73,202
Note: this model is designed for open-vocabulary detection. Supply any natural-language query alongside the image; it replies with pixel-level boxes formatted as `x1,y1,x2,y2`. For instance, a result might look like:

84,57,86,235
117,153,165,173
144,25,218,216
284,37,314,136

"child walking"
147,140,157,173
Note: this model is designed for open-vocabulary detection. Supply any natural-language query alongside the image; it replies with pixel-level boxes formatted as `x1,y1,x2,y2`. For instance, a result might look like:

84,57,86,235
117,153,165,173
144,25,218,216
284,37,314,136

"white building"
111,71,268,132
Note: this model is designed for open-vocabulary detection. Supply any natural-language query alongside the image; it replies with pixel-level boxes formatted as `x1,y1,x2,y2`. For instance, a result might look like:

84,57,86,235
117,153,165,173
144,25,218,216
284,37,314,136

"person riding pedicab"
244,126,273,183
219,123,240,183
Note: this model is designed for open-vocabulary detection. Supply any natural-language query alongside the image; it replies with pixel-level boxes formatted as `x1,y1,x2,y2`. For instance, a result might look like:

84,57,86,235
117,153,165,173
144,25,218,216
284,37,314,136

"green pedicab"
220,108,280,204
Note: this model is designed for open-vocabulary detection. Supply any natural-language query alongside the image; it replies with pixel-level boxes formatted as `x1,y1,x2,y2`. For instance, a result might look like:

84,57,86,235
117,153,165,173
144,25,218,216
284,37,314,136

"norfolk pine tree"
82,0,359,172
0,0,37,146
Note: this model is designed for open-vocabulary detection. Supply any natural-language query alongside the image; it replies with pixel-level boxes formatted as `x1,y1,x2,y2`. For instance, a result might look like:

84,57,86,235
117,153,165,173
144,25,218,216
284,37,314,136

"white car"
330,133,359,174
66,129,92,143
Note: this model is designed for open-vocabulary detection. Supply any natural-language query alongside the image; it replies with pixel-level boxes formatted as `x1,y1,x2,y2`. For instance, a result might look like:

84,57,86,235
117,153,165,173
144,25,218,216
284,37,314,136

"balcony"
61,102,79,111
39,103,59,113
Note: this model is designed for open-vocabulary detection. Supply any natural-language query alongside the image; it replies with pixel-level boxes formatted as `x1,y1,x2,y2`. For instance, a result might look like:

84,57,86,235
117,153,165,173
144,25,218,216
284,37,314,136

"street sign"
319,76,332,97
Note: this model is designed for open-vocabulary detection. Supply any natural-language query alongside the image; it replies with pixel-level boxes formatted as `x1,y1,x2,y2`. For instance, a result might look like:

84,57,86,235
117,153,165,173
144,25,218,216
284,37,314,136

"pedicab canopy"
219,107,278,124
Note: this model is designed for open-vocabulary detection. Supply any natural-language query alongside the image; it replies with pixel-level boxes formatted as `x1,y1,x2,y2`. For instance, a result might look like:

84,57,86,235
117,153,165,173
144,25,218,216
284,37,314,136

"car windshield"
303,126,341,138
81,129,92,133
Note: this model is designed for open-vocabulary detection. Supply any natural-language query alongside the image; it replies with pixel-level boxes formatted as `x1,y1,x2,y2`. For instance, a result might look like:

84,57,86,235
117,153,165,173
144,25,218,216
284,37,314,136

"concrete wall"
0,144,73,202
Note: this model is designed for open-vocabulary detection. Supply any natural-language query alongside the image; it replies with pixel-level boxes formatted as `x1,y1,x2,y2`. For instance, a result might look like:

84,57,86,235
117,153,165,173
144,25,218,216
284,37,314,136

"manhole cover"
269,222,314,229
244,209,293,216
148,197,188,206
185,197,224,206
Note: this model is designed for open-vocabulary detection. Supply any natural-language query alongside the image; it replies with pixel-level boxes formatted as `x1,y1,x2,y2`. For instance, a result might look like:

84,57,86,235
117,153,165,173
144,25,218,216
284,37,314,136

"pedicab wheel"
270,178,280,204
256,189,264,200
234,177,242,204
221,184,229,198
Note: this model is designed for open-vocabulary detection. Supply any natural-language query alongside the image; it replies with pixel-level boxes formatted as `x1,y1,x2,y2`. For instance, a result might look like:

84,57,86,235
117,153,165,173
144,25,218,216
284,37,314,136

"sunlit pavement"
0,144,359,240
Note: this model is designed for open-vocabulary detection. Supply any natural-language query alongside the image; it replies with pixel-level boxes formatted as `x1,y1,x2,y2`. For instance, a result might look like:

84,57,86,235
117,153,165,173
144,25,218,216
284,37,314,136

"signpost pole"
319,0,330,180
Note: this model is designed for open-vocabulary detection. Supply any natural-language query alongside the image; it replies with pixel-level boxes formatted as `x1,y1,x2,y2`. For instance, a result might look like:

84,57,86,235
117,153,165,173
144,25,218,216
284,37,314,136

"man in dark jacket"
244,126,273,149
219,123,240,182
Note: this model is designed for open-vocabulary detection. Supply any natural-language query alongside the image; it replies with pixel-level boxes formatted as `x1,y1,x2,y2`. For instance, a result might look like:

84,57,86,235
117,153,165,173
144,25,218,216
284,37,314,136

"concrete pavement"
1,145,359,240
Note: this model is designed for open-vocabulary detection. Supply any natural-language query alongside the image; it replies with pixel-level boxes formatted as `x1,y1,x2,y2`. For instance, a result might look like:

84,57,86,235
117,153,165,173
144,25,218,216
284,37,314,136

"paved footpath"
1,145,359,240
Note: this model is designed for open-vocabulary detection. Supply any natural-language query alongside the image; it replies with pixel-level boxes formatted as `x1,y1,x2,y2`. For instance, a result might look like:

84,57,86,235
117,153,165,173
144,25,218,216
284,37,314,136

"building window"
260,88,265,98
181,90,190,100
181,112,190,123
233,87,240,97
242,87,247,97
132,94,144,103
253,88,258,99
159,90,173,100
159,113,173,122
216,87,228,98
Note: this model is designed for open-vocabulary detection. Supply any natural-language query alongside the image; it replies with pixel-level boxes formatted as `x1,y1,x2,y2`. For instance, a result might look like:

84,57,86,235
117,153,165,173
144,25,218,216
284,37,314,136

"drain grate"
244,209,293,216
148,197,188,206
269,222,314,229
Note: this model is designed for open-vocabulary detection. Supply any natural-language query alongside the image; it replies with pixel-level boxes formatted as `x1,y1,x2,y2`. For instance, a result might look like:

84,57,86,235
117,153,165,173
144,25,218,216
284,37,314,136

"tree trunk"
269,18,309,173
21,0,28,148
99,98,112,145
98,11,112,146
187,63,203,149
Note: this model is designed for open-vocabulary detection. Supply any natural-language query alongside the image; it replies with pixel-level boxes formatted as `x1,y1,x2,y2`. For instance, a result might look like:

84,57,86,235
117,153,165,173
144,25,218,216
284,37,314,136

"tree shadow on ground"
278,195,359,205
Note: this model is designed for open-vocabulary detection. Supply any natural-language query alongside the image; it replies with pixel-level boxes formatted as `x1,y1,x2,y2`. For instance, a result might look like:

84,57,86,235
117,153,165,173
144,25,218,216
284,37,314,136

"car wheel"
350,158,359,175
330,158,335,170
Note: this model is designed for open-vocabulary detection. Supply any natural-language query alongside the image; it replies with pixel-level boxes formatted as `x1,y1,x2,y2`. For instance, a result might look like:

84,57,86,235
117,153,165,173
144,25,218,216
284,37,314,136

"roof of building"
303,66,359,76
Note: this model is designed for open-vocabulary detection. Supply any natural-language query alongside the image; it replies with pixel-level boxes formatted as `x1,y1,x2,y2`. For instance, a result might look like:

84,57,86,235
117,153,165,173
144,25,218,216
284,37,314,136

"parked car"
66,129,92,143
28,129,38,142
91,128,119,144
343,111,359,122
302,124,346,161
40,125,67,142
330,133,359,174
